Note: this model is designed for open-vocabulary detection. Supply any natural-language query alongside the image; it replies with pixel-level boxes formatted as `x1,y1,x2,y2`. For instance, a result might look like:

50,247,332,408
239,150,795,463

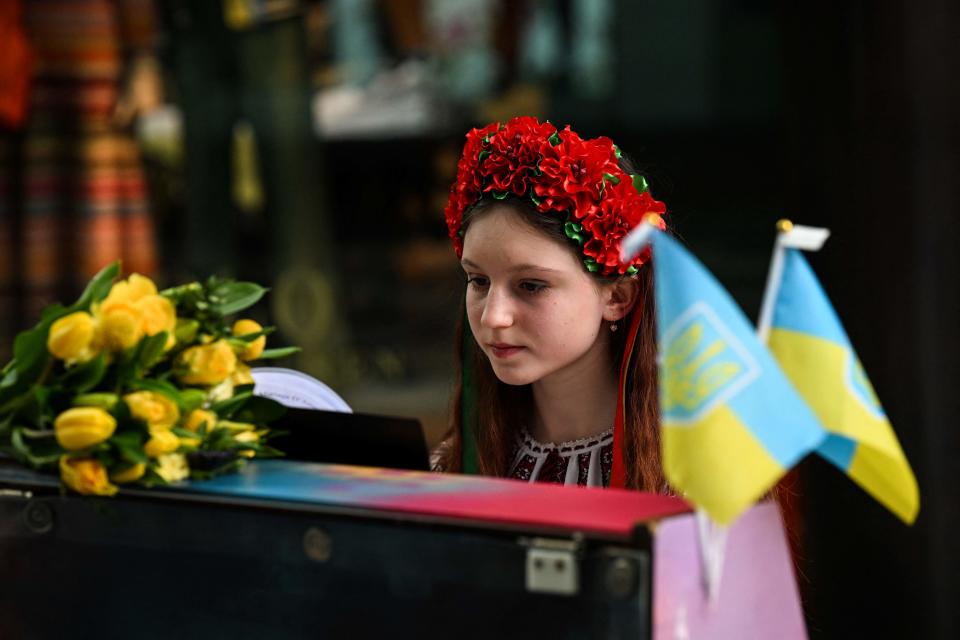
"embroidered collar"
517,427,614,455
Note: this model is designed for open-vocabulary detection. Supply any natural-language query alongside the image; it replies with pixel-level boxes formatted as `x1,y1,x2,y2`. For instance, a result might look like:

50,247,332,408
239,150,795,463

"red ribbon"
610,304,645,489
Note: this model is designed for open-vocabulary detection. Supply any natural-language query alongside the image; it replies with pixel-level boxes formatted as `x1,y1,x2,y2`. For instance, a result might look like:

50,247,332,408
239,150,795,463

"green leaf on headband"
613,145,622,159
626,266,638,275
529,192,542,206
483,133,494,143
564,222,587,246
493,191,508,200
603,172,621,185
548,132,561,146
584,258,600,273
478,150,490,162
632,174,650,194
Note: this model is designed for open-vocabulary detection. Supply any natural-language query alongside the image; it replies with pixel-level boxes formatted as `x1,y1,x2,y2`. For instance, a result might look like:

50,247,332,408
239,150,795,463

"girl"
433,116,668,492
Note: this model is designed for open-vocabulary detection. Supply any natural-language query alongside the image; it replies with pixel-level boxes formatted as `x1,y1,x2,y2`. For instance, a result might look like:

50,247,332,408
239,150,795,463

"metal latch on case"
524,537,580,595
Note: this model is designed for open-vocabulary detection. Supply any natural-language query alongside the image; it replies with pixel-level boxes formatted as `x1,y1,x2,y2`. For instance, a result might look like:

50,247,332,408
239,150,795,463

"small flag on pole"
766,239,919,524
622,223,826,525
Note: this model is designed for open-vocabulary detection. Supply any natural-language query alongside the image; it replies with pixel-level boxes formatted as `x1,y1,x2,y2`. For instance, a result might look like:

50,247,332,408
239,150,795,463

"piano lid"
0,459,690,540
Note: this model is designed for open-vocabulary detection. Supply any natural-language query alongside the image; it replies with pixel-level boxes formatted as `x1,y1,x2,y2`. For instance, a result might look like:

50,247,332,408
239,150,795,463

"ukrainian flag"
768,248,919,524
635,229,826,524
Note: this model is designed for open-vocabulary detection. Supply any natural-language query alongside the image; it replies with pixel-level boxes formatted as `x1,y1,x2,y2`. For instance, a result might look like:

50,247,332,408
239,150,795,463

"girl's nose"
480,286,515,329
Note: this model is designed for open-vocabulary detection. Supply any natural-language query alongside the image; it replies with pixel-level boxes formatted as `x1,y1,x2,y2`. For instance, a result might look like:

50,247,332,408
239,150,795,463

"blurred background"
0,0,957,637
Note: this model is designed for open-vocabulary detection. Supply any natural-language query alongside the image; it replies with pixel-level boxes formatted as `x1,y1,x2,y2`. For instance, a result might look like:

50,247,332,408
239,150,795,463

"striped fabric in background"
0,0,158,358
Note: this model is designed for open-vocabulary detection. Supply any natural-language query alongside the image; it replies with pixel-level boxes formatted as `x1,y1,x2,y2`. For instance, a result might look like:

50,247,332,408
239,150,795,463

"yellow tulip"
110,463,146,484
155,453,190,482
134,294,176,338
47,311,97,361
183,409,218,433
93,274,179,353
95,301,143,351
218,420,256,433
103,273,157,307
60,456,118,496
232,319,266,361
232,362,254,386
176,340,237,386
234,430,259,444
123,391,180,430
144,430,180,457
54,407,117,451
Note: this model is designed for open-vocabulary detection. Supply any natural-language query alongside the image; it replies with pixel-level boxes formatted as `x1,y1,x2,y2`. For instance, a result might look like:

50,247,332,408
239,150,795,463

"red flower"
444,116,667,274
536,127,620,215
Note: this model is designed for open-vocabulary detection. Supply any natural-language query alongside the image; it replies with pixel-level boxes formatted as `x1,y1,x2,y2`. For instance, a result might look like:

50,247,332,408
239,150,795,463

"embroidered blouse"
507,428,614,488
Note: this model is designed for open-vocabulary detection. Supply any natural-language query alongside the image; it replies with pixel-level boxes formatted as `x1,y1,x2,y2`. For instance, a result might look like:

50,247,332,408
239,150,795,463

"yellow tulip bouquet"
0,262,299,495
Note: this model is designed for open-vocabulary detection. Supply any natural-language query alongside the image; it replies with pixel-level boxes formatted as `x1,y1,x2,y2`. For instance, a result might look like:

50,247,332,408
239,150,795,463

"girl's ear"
602,277,641,322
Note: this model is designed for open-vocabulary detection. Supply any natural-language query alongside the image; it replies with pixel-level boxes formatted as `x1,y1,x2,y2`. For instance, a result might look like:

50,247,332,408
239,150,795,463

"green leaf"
631,174,650,194
231,326,275,342
603,172,621,185
179,389,207,413
171,427,199,439
12,323,52,384
40,303,69,322
11,427,62,468
232,396,287,424
72,392,119,410
211,391,253,419
254,347,302,360
548,131,561,146
584,258,600,273
159,281,203,305
564,222,587,246
111,430,149,465
73,261,121,310
174,318,200,344
58,354,107,394
138,332,169,372
209,281,267,316
0,368,18,390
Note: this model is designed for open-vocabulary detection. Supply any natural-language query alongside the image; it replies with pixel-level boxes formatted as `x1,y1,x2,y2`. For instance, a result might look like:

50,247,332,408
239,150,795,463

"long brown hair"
434,196,666,492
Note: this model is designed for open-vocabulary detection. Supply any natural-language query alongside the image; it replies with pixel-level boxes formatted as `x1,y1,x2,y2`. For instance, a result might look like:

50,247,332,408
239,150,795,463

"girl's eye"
519,281,547,294
466,276,489,290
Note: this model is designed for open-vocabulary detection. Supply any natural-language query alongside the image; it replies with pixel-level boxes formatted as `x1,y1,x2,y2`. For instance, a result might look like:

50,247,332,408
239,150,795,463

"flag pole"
757,219,793,344
757,219,832,343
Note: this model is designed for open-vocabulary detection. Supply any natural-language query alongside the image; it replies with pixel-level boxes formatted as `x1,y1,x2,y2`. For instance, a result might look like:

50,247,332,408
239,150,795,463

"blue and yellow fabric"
768,249,919,524
649,232,826,524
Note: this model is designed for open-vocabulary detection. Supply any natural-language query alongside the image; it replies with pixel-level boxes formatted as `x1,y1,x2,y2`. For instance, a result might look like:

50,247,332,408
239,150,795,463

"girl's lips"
489,343,525,358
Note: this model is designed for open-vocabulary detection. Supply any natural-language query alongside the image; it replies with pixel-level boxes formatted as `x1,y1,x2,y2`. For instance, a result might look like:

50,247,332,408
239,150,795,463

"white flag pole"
756,220,831,344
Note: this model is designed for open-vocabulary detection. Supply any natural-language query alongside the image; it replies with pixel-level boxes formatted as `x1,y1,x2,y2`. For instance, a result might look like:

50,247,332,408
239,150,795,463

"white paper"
249,367,352,413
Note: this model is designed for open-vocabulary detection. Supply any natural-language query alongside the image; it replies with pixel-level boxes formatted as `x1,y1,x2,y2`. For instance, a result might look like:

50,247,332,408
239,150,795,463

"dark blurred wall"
782,1,960,637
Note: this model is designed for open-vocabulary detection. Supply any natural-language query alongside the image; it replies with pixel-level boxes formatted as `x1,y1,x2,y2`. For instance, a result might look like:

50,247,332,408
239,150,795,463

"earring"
610,322,619,332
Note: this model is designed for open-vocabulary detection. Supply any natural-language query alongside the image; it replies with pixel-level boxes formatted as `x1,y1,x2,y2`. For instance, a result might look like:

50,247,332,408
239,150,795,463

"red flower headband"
444,116,667,276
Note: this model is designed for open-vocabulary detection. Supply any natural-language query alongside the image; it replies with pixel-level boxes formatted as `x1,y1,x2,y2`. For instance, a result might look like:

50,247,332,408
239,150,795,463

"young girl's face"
461,206,615,387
